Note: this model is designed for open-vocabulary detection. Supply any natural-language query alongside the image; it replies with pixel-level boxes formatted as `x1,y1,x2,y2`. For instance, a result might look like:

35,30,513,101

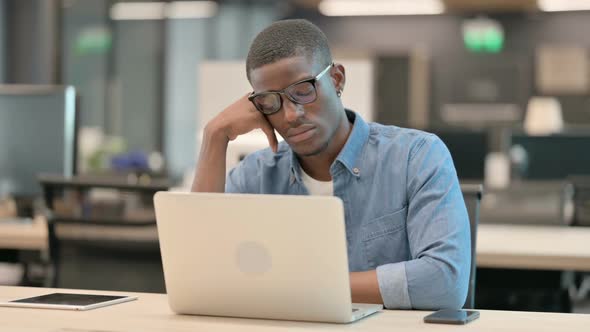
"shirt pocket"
362,206,409,269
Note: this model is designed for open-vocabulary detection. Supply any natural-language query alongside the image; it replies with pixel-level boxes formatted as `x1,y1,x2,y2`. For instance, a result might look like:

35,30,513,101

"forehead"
249,56,320,93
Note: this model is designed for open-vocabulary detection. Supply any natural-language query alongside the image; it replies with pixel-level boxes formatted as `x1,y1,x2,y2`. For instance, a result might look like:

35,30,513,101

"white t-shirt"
300,169,333,196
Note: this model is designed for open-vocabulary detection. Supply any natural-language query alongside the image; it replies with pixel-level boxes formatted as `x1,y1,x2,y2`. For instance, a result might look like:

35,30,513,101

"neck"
298,111,352,181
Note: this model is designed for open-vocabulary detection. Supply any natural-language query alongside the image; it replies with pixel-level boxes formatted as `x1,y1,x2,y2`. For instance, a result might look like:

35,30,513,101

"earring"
336,90,342,97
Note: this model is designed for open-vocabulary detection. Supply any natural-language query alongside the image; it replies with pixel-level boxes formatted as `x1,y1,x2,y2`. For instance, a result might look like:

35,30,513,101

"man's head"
246,19,332,82
246,19,348,158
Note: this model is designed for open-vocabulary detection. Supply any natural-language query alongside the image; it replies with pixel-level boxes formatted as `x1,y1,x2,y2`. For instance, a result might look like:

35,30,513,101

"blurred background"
1,0,590,314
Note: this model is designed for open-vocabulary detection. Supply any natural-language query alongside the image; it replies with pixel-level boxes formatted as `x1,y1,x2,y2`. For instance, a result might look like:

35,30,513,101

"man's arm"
191,124,230,192
191,94,278,193
350,270,383,304
375,135,471,310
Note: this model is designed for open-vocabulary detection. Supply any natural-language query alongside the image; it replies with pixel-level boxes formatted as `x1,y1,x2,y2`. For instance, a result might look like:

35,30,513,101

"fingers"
247,95,278,153
243,94,258,113
227,93,256,114
219,94,259,140
217,93,278,152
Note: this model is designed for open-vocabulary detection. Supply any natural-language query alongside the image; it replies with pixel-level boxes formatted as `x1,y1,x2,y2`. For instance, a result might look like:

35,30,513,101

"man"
192,19,470,310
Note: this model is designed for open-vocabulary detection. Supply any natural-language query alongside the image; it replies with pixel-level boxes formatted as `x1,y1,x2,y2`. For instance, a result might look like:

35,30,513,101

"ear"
331,63,346,93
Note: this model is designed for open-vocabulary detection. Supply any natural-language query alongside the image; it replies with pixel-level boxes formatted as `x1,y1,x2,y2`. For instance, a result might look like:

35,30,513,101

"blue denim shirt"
226,111,470,310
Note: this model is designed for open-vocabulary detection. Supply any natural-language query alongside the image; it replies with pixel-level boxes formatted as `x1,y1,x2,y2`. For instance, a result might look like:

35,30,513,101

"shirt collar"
333,110,369,177
289,109,369,184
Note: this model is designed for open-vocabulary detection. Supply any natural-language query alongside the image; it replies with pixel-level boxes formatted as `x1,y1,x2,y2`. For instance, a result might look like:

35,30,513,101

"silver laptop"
154,192,383,323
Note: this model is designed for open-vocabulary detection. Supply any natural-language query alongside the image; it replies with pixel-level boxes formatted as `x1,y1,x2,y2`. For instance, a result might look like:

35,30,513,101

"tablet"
0,293,138,311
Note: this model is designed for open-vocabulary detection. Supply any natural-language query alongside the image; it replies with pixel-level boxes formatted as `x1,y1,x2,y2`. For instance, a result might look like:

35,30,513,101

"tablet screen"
12,293,128,306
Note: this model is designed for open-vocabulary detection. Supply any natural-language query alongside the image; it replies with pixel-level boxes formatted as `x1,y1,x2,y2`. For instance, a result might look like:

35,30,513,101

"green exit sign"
462,17,504,53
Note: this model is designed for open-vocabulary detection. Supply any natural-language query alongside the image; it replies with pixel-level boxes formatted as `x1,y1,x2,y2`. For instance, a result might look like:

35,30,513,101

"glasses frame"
248,63,334,115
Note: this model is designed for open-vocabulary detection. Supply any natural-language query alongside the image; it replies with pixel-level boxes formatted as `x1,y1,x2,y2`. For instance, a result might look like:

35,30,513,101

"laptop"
154,192,383,323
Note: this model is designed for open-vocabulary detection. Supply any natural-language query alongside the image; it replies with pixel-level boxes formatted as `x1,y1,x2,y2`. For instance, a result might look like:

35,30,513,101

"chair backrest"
461,183,483,309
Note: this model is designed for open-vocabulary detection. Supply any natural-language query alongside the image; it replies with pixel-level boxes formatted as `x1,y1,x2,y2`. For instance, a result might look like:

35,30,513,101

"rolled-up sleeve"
376,135,471,310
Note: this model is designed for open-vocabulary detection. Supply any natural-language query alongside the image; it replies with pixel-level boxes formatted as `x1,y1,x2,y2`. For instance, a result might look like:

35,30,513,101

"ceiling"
444,0,539,13
292,0,543,13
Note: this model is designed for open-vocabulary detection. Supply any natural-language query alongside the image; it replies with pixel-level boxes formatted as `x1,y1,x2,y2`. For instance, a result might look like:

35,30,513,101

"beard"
295,138,331,157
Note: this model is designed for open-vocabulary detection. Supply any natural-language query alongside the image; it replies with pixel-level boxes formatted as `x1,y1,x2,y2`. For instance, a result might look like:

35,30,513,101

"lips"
287,125,316,144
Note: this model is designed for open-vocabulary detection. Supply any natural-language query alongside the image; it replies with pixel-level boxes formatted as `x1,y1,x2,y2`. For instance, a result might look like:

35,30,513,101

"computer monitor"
511,133,590,180
0,85,77,197
428,128,488,180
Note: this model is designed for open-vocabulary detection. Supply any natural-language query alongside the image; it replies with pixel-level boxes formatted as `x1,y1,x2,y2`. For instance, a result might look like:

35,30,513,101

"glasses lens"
253,93,281,114
286,81,317,104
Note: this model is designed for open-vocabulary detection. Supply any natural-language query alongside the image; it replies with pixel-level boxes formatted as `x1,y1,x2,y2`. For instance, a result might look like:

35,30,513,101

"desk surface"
476,224,590,271
1,286,589,332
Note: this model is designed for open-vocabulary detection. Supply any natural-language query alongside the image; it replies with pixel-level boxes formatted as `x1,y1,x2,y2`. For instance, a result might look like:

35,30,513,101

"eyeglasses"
248,63,333,115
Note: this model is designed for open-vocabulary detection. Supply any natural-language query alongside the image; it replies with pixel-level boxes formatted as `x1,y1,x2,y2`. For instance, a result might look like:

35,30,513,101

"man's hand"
207,94,278,153
192,94,278,193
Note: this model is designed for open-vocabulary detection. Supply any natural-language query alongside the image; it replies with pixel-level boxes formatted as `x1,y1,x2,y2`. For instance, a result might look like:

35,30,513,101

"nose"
283,97,305,124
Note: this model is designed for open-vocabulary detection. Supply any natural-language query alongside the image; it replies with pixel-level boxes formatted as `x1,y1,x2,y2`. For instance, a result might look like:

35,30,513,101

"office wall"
301,12,590,127
5,0,60,84
6,0,38,83
164,19,208,180
164,4,277,178
113,20,164,153
0,0,5,82
61,0,110,129
59,2,278,178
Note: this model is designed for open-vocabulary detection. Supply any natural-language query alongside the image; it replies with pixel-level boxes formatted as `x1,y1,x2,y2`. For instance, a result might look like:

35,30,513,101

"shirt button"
353,167,360,175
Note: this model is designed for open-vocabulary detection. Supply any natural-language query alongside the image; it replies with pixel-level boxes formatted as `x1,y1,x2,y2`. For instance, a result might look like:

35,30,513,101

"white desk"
0,286,589,332
476,224,590,271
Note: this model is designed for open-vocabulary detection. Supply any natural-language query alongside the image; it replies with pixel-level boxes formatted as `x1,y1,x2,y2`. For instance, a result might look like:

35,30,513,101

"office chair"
461,183,483,309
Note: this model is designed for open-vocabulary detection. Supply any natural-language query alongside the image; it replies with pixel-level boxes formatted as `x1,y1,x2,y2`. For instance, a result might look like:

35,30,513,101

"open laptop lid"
154,192,355,323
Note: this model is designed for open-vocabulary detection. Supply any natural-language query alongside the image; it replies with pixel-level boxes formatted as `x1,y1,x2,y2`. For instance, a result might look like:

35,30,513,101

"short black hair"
246,19,332,81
